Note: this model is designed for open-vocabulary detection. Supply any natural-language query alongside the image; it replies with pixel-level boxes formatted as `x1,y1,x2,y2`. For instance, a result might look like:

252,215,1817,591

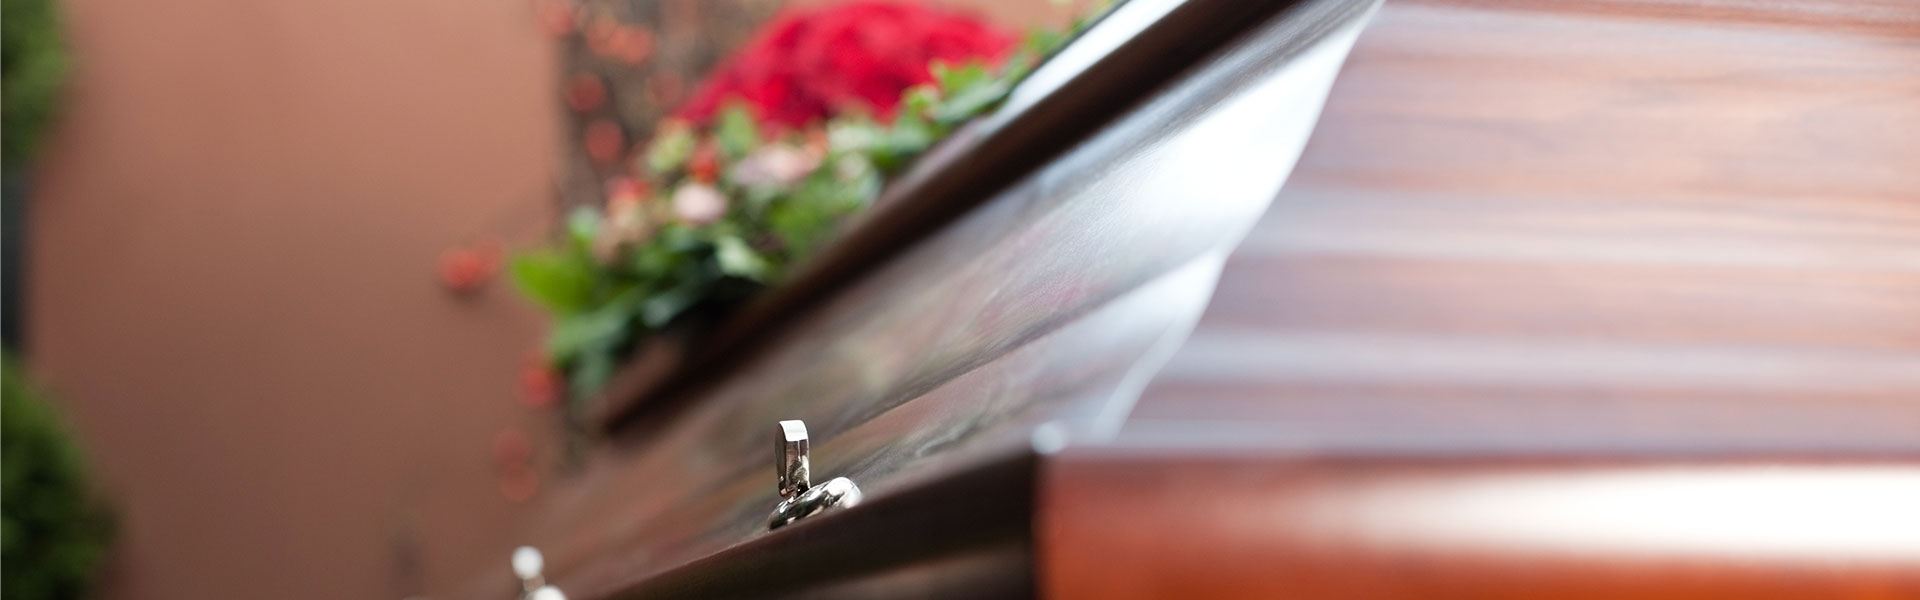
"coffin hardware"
511,546,566,600
768,420,863,530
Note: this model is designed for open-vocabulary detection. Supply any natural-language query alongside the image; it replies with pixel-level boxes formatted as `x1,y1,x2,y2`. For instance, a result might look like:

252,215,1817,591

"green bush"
2,356,114,600
2,0,70,166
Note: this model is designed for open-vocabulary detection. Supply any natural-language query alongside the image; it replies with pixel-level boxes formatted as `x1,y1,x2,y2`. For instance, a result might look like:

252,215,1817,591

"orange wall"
26,0,559,596
25,0,1063,597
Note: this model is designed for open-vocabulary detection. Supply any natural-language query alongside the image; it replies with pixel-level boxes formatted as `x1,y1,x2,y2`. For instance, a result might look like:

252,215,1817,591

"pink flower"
593,177,654,261
603,176,647,210
731,144,822,187
671,183,728,225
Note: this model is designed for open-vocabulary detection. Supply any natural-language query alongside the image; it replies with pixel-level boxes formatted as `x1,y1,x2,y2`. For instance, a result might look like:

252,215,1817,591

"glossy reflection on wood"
1064,0,1920,597
1042,450,1920,599
463,0,1920,597
1127,0,1920,450
459,1,1378,597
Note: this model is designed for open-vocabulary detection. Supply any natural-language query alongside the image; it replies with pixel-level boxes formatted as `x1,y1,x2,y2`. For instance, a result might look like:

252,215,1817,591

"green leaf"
931,61,992,96
567,351,614,403
639,275,708,328
929,60,1012,126
714,103,761,160
827,118,886,155
713,235,771,282
628,235,683,278
2,0,69,167
565,206,600,249
2,353,116,600
644,122,697,175
545,302,629,363
932,79,1010,125
1020,28,1068,59
889,111,937,153
901,84,939,119
509,249,598,314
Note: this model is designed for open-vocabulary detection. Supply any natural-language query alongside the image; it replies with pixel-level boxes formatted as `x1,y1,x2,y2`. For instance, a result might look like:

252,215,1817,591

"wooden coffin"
461,0,1920,597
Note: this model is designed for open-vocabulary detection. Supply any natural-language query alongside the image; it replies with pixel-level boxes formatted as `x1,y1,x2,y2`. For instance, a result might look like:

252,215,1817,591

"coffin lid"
477,0,1380,597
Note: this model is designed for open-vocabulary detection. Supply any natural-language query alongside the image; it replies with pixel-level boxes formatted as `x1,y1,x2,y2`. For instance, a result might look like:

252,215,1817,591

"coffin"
462,0,1920,597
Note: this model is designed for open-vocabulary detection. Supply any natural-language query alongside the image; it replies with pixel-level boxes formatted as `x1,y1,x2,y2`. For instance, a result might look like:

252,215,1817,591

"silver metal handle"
511,546,565,600
768,420,862,530
776,420,811,500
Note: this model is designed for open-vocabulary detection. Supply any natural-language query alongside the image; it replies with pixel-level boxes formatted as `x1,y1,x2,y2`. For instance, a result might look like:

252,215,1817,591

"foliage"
2,0,70,167
2,356,115,600
513,8,1094,407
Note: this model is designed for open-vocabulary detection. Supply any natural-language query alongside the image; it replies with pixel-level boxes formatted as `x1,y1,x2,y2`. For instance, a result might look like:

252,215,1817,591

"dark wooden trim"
588,451,1038,599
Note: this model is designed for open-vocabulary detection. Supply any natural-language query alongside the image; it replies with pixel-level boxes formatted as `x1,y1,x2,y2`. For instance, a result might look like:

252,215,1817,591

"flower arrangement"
511,1,1087,410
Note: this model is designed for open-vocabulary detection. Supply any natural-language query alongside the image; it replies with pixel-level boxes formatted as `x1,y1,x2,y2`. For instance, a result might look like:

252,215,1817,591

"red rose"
676,1,1014,130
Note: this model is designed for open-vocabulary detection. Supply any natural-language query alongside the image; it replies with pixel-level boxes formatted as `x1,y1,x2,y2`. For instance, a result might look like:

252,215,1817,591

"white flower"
730,144,821,187
671,183,728,225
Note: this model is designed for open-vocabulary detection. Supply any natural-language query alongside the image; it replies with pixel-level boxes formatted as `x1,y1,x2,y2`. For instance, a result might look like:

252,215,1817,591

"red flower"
675,1,1015,130
686,141,722,183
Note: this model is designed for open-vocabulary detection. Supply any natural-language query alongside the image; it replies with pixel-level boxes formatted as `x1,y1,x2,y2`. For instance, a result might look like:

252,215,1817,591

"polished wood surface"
1057,1,1920,597
460,1,1377,596
1128,0,1920,450
1042,449,1920,599
472,0,1920,597
594,0,1333,431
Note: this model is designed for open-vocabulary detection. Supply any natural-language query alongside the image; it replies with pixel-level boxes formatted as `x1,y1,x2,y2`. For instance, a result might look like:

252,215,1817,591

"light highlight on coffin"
1308,465,1920,563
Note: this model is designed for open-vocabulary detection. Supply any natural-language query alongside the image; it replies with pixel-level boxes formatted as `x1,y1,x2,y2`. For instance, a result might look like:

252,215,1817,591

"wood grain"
454,1,1378,596
1126,0,1920,450
1066,2,1920,596
473,0,1920,597
1041,449,1920,599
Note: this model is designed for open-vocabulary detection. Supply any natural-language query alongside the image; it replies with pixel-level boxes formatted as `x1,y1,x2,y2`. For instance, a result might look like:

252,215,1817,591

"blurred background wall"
19,0,1053,597
24,0,559,595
